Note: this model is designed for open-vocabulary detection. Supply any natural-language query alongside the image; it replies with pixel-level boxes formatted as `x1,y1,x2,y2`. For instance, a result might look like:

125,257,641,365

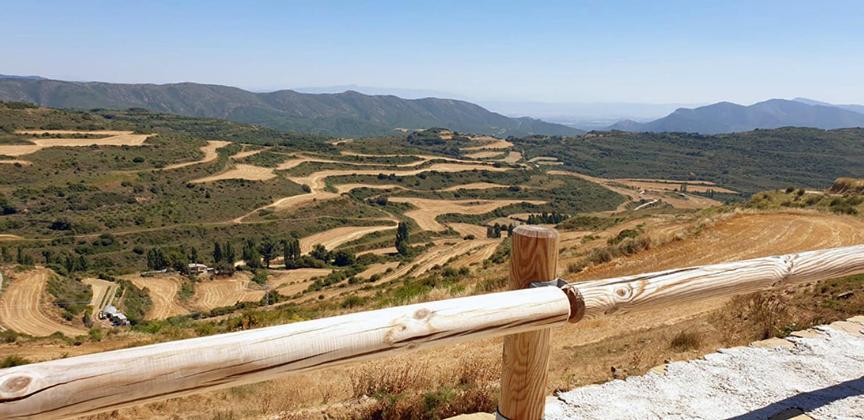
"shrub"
0,355,30,368
47,275,92,320
669,331,702,351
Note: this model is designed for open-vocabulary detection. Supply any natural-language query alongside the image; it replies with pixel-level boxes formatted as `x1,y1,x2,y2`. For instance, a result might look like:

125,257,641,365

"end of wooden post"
499,225,559,420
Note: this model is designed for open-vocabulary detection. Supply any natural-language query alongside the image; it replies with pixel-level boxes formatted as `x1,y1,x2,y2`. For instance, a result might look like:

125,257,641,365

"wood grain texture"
568,244,864,320
500,225,559,420
0,287,571,419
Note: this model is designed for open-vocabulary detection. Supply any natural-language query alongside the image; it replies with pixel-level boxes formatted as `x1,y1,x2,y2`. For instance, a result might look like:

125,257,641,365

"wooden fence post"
499,225,559,419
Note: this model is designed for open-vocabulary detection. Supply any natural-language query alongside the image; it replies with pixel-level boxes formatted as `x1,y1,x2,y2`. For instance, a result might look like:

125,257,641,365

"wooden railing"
2,226,864,419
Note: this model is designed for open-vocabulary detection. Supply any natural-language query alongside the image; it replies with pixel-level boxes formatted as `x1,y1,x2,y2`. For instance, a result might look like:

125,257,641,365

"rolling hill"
0,76,582,138
610,99,864,134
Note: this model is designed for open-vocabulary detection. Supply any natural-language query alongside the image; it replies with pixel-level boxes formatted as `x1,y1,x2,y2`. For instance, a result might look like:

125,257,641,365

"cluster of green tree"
395,222,410,255
116,280,152,324
0,193,17,215
0,247,34,265
42,251,88,275
486,223,514,239
145,246,202,273
525,212,568,225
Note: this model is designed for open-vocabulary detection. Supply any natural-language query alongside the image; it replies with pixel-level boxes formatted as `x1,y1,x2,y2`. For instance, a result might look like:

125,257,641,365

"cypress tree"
212,242,223,264
395,222,410,255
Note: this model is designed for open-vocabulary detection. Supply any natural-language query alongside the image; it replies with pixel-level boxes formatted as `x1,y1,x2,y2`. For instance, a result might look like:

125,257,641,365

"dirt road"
0,268,86,336
568,211,864,281
440,182,509,192
548,169,721,210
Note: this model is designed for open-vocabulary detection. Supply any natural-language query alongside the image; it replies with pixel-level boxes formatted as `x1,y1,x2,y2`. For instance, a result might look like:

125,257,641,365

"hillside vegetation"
512,128,864,193
0,78,581,137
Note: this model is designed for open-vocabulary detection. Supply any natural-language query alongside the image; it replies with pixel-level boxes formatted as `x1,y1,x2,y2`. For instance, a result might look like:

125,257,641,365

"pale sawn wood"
499,225,559,420
0,287,572,419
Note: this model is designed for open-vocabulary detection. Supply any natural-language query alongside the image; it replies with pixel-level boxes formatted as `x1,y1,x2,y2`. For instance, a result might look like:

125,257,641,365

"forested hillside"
0,77,581,137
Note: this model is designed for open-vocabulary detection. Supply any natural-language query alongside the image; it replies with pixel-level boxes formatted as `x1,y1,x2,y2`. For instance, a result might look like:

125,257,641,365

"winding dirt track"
616,179,737,194
163,140,230,170
189,273,265,311
81,278,117,315
568,212,864,281
0,268,85,336
441,182,509,192
128,276,189,320
388,197,544,232
0,130,154,157
0,234,23,241
548,169,720,210
299,225,397,254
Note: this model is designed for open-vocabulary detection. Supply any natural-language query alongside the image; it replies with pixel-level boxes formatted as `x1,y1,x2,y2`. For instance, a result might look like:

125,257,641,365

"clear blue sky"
2,0,863,104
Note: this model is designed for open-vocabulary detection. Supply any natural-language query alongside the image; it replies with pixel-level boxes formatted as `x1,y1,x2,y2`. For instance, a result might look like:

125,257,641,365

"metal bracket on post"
530,277,585,323
529,278,569,289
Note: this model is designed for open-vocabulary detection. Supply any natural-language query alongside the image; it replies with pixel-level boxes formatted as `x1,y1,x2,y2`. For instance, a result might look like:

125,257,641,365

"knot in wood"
1,374,32,395
413,308,431,320
614,286,632,299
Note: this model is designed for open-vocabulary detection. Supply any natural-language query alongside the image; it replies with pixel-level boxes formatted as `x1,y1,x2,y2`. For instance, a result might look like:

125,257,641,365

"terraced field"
269,268,334,296
81,278,118,316
190,273,265,311
128,276,189,320
388,197,545,232
0,269,85,337
163,140,230,170
299,225,397,254
0,130,154,159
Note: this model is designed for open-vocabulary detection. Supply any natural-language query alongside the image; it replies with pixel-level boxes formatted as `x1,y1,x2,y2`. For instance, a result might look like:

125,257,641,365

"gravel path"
547,317,864,419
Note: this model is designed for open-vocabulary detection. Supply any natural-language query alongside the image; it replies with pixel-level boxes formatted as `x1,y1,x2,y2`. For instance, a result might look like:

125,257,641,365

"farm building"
99,305,130,326
187,263,211,274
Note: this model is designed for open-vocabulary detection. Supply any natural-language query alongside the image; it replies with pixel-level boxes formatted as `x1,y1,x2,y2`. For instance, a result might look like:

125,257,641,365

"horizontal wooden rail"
567,244,864,321
0,287,574,419
1,243,863,419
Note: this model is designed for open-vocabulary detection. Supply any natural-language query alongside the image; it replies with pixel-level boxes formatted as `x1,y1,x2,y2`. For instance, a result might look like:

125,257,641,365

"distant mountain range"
610,98,864,134
0,76,581,137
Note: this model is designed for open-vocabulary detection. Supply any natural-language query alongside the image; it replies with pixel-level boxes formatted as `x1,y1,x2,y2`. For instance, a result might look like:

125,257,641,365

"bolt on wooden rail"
1,226,864,419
